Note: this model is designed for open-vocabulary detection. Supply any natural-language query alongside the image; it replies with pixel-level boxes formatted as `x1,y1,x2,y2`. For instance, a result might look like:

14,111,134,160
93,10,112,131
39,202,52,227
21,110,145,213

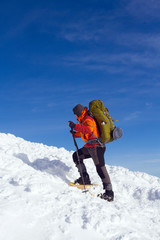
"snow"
0,133,160,240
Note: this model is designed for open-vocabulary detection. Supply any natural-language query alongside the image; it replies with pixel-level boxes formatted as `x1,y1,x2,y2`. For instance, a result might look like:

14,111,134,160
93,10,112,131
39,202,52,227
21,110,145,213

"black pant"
72,146,112,190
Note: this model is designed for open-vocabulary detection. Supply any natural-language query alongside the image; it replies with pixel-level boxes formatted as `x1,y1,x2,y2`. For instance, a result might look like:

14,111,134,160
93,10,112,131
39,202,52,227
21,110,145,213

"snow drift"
0,133,160,240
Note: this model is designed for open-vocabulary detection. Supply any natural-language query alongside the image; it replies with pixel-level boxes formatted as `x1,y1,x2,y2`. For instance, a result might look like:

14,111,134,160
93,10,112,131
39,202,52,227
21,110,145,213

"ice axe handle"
70,129,79,151
69,127,86,192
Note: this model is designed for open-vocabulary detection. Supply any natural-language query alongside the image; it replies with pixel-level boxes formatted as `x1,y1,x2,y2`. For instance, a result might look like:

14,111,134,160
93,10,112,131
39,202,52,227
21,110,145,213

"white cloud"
125,0,160,19
5,9,46,38
145,159,160,163
145,102,153,109
124,111,142,121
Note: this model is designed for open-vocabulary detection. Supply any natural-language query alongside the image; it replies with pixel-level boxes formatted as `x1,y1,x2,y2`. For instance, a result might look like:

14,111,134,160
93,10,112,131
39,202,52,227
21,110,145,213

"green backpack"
89,100,123,144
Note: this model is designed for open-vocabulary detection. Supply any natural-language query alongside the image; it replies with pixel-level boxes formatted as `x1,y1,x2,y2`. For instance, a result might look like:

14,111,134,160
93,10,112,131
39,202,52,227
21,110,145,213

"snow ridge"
0,133,160,240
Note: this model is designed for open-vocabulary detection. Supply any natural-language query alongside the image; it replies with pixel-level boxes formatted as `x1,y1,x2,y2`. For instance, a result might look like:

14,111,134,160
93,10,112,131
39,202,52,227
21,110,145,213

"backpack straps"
88,132,105,147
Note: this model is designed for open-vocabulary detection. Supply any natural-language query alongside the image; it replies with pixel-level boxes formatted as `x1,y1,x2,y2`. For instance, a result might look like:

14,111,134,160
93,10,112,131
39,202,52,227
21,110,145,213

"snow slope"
0,133,160,240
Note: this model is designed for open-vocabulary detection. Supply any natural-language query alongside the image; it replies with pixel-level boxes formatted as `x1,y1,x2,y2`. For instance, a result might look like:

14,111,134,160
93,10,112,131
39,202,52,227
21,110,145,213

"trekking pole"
70,129,88,193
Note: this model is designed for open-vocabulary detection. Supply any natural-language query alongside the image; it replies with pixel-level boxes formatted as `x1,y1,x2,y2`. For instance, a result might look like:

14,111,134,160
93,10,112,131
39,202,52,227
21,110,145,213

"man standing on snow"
68,104,114,201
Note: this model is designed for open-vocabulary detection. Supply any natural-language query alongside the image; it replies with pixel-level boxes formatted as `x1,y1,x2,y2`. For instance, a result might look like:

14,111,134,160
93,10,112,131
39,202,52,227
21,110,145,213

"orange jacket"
73,107,100,147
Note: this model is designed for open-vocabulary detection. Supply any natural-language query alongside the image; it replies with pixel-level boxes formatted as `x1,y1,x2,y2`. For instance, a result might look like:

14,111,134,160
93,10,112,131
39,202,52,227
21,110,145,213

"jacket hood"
77,107,88,123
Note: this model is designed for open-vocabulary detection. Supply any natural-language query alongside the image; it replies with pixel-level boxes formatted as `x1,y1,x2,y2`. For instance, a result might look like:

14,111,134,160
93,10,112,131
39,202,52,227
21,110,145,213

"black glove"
68,121,76,129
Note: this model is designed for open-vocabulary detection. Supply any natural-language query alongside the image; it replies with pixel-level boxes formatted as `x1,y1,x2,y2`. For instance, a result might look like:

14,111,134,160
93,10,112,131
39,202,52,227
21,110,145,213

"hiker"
68,104,114,201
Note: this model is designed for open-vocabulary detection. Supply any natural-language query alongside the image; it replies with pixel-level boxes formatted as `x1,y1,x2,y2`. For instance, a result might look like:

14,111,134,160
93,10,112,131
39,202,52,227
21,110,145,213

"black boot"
99,190,114,202
100,183,114,201
74,172,91,185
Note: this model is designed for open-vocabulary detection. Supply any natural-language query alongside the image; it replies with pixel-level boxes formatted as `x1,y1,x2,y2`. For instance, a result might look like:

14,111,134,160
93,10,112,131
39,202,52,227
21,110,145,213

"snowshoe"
69,182,98,188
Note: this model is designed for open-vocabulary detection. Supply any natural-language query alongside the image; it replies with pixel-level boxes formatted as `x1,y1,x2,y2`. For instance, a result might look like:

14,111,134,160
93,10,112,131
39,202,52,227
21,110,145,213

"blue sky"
0,0,160,177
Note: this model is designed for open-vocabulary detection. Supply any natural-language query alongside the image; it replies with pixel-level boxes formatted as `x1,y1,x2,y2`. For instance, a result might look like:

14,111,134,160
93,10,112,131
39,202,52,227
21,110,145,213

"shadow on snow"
14,153,71,183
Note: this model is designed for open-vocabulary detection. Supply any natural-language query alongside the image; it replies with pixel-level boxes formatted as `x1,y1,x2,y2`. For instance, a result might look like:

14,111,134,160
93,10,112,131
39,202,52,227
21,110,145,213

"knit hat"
73,104,84,117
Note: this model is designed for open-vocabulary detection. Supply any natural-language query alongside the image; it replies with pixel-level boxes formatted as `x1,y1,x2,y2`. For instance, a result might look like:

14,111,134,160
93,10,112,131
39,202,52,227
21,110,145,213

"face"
75,114,78,119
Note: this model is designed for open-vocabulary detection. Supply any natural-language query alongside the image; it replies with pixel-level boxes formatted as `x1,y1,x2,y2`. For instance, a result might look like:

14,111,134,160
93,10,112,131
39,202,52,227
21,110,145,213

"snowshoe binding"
74,173,91,185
